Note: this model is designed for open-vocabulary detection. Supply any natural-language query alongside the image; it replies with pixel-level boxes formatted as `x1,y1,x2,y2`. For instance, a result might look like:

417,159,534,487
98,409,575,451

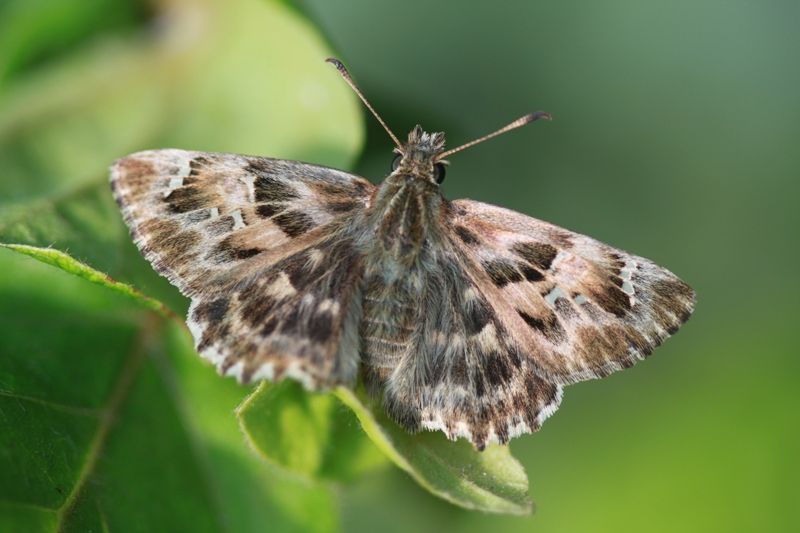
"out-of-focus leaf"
0,0,148,86
0,248,338,533
0,0,362,306
237,381,386,482
335,388,533,515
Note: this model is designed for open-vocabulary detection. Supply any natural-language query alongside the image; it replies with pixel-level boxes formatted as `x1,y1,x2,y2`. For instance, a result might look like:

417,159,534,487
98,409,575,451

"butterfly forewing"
111,149,374,386
448,199,696,385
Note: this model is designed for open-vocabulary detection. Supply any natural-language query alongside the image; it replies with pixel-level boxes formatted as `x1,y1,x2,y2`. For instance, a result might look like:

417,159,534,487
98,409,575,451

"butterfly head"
390,126,449,185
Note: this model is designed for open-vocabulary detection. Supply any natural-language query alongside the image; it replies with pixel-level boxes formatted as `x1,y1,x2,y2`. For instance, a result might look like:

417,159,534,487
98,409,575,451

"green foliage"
237,381,387,482
0,243,174,319
335,388,532,514
0,251,337,532
0,1,537,530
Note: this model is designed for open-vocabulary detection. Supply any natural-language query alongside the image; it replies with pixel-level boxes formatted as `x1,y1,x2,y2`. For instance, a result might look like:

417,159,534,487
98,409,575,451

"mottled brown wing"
111,149,374,387
361,247,563,450
448,199,696,386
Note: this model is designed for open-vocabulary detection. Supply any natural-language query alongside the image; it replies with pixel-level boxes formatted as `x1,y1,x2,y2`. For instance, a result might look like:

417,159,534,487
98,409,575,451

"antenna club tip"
325,57,346,72
525,111,553,123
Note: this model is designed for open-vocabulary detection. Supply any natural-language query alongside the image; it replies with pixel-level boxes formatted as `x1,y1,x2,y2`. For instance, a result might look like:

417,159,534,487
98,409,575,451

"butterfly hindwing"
111,149,374,387
360,244,562,450
449,199,696,385
187,237,364,386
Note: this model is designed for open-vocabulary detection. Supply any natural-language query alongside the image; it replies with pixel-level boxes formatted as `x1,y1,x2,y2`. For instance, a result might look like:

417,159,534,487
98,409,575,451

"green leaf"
0,243,176,320
237,381,386,482
237,384,534,514
0,248,338,533
335,388,533,515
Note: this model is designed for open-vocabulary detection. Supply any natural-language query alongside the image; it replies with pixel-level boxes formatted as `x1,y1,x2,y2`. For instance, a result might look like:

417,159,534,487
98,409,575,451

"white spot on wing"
620,258,637,297
266,272,296,298
224,361,245,382
175,157,191,178
251,363,275,382
545,286,567,306
231,209,246,230
620,259,637,280
622,280,635,295
239,174,256,204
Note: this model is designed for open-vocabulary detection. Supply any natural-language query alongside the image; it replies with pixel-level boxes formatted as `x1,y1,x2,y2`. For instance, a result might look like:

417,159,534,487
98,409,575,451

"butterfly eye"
434,163,446,184
391,153,402,171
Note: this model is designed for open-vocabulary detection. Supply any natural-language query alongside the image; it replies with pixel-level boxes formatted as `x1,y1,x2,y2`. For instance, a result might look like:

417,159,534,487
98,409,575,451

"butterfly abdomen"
359,270,420,389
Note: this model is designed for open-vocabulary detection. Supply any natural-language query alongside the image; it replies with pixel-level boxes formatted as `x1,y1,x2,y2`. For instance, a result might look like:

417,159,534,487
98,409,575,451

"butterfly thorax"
368,126,447,264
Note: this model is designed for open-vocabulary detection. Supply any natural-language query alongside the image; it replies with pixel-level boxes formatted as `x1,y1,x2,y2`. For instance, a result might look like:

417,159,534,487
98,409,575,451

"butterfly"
110,58,695,450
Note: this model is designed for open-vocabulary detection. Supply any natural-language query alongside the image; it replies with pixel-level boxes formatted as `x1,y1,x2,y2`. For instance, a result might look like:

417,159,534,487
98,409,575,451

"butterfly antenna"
437,111,552,159
326,58,403,150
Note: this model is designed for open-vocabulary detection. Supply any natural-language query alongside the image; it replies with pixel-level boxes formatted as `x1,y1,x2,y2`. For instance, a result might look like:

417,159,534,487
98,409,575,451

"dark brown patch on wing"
464,297,493,335
518,263,544,282
194,297,230,322
483,351,513,386
272,211,315,237
231,247,262,260
282,250,318,288
166,185,216,214
209,235,263,263
188,156,210,176
140,220,200,265
589,283,632,317
454,225,480,246
253,174,299,203
326,200,360,212
449,353,470,387
517,310,566,343
309,311,334,342
646,277,695,330
512,241,558,270
554,297,579,319
577,325,635,369
310,179,370,198
255,203,282,218
240,294,278,328
482,259,523,287
192,297,231,351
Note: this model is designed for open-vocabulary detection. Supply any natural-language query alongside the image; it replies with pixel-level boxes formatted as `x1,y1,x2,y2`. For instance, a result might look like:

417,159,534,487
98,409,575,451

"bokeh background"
1,1,797,532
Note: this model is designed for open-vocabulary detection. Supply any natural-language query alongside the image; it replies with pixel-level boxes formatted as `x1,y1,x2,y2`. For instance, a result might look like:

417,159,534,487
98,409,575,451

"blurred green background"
1,0,797,532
